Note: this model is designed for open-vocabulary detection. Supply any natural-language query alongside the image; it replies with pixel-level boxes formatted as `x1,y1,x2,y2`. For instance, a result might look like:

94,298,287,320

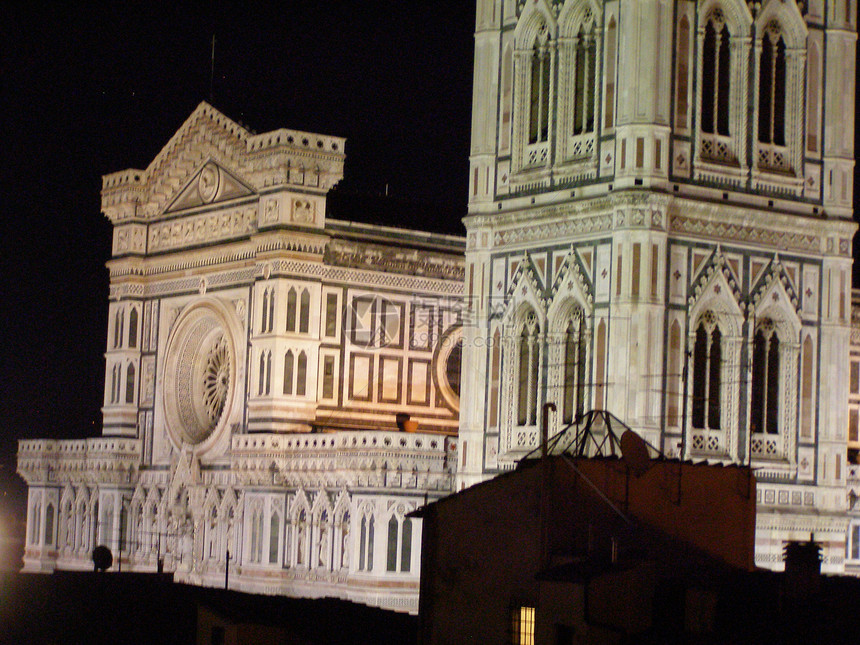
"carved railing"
700,133,737,165
750,432,782,460
756,142,791,173
690,428,725,456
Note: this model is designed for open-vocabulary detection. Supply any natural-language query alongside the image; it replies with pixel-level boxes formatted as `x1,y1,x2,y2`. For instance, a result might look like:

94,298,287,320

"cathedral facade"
457,0,857,572
17,103,463,613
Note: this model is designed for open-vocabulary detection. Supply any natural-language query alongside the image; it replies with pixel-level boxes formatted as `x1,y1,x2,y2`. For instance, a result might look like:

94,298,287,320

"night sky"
0,2,475,522
1,4,859,539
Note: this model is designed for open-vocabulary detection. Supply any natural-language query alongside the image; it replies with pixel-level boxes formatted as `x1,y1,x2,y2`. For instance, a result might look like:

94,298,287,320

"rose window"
202,334,229,427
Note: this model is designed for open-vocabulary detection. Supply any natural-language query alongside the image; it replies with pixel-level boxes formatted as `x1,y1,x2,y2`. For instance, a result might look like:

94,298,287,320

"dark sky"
0,2,475,503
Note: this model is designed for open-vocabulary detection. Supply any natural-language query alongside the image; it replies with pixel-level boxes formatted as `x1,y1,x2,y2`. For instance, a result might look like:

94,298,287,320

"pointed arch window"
529,37,551,145
604,17,617,129
674,15,691,129
299,289,310,333
561,313,587,425
489,329,502,428
758,23,786,147
750,322,780,436
692,320,722,430
284,350,294,395
296,351,308,396
125,363,136,404
259,351,272,396
114,310,124,349
572,23,596,136
44,502,55,545
128,308,138,348
269,511,281,564
517,312,541,426
701,14,731,137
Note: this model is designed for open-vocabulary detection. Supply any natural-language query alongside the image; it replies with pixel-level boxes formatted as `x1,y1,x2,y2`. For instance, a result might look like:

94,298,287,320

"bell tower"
458,0,857,573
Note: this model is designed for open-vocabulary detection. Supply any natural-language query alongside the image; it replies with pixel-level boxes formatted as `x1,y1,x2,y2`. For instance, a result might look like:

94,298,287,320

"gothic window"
259,351,271,396
30,502,40,545
118,500,128,552
800,336,814,439
529,39,551,145
516,312,540,426
561,314,586,425
807,42,821,153
286,288,297,331
500,45,513,153
701,12,731,138
324,293,338,337
268,511,280,564
675,15,691,129
594,319,606,411
284,350,294,395
750,322,780,436
261,288,275,334
125,363,135,404
250,507,263,563
571,24,596,137
691,320,722,430
296,351,308,396
111,364,121,404
667,321,682,427
128,308,138,348
321,355,335,399
489,329,501,428
358,513,374,572
604,17,617,129
299,289,310,334
757,23,786,147
44,503,54,545
386,514,413,573
114,310,124,349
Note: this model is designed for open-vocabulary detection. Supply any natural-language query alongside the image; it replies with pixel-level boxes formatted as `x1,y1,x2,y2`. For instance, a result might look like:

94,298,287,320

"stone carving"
292,199,315,224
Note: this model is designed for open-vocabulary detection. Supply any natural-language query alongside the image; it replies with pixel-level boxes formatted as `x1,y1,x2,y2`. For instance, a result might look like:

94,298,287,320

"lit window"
512,606,535,645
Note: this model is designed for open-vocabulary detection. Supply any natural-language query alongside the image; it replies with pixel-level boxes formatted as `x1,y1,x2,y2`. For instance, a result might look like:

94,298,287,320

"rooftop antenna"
209,35,216,103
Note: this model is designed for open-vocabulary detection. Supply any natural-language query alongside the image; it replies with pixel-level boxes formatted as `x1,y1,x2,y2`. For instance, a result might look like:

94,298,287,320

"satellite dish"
620,430,652,477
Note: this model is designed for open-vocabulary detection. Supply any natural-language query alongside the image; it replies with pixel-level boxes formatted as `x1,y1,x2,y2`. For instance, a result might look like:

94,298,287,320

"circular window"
434,325,463,412
163,300,238,448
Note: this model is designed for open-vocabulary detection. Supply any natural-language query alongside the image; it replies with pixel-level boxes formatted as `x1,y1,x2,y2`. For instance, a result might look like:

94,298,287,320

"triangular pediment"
165,160,255,213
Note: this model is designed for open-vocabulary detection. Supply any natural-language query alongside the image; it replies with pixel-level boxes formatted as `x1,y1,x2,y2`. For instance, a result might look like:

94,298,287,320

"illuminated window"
512,606,535,645
750,324,779,436
848,523,860,562
517,311,540,426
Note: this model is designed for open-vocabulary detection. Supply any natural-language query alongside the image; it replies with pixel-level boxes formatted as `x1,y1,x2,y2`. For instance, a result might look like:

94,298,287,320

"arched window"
299,290,310,334
517,312,541,426
751,323,780,436
261,289,270,333
701,13,731,137
800,336,814,439
807,42,820,153
758,24,786,147
286,288,297,332
125,363,135,404
561,314,587,425
572,23,596,136
128,308,138,348
386,516,399,572
114,310,124,349
269,512,280,564
529,37,551,145
692,320,722,430
296,351,308,396
250,508,263,563
259,351,271,396
667,321,682,426
675,15,690,129
44,502,54,545
489,329,502,428
500,45,513,152
359,514,375,572
283,350,294,395
604,17,617,129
